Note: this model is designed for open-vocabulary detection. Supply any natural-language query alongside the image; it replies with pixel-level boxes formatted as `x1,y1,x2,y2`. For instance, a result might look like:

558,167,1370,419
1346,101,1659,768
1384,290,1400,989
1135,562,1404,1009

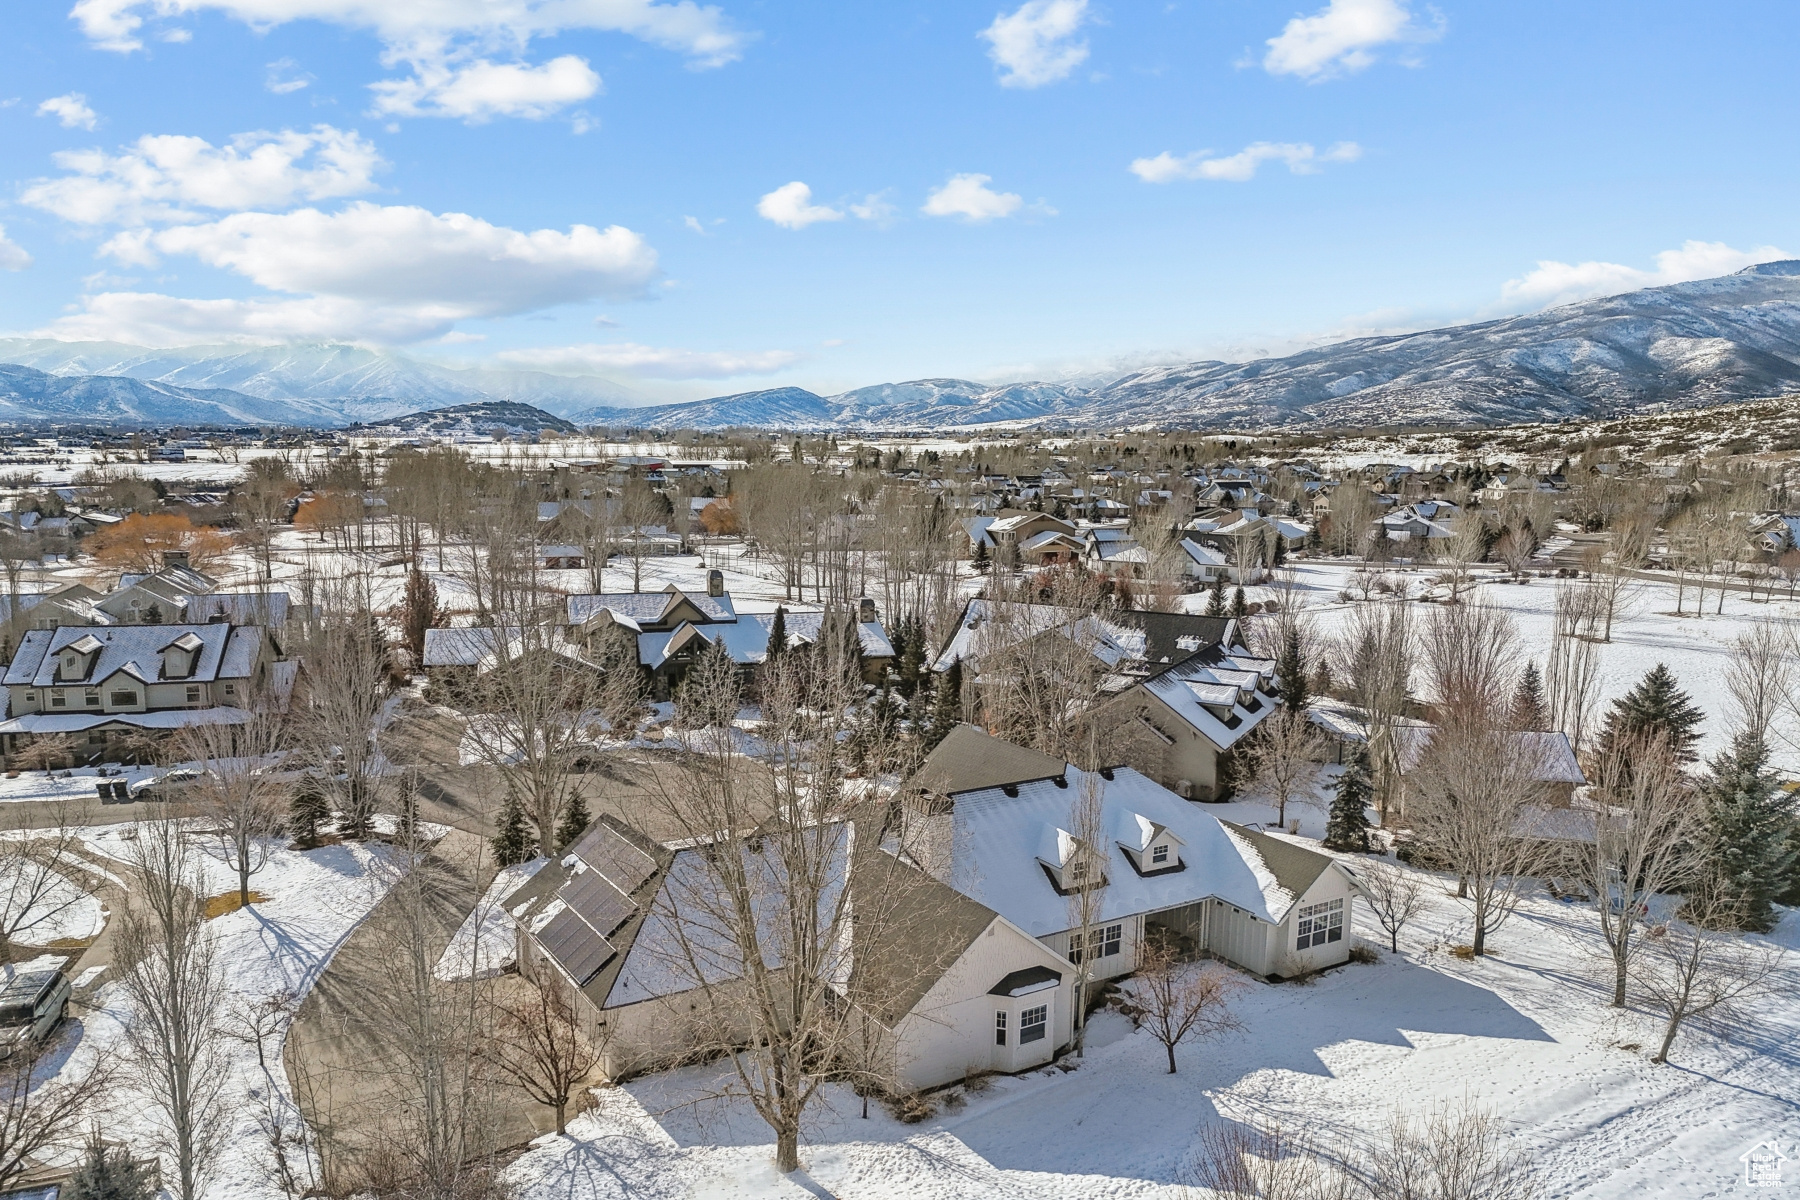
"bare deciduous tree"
1335,601,1415,823
176,715,289,908
116,819,231,1200
1360,859,1429,954
1129,938,1245,1073
0,1041,112,1194
487,980,605,1136
1580,735,1698,1008
1724,621,1791,748
1633,876,1782,1065
293,575,391,839
0,804,89,966
1365,1101,1537,1200
1242,707,1324,829
1546,586,1603,759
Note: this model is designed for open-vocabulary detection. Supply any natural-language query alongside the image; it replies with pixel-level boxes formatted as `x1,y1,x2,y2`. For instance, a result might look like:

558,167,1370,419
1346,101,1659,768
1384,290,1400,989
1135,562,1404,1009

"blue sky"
3,0,1798,403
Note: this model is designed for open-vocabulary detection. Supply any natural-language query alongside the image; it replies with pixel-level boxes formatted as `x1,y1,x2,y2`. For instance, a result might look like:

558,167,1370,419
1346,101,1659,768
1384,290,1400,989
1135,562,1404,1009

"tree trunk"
776,1127,800,1174
1653,1013,1682,1064
1165,1042,1177,1074
1612,954,1628,1008
555,1100,566,1136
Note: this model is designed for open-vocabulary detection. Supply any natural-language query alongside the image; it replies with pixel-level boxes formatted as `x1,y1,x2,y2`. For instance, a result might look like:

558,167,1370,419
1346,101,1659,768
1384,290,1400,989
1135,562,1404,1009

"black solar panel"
536,907,617,986
560,866,636,938
571,823,658,896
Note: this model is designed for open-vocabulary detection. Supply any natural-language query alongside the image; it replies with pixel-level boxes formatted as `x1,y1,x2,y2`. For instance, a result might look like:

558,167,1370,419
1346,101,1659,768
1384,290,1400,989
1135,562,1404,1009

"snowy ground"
45,826,418,1198
1233,561,1800,775
505,852,1800,1200
0,763,165,806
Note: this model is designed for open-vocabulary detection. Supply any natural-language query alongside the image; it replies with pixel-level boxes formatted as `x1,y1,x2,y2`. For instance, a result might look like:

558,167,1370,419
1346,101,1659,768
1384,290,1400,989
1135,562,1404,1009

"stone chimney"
162,549,190,569
707,568,724,598
859,596,876,624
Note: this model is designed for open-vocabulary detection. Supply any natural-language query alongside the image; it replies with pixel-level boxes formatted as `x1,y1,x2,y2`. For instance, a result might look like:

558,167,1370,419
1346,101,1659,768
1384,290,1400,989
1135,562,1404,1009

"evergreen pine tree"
1229,586,1248,619
765,605,787,662
972,540,990,573
492,795,533,867
1311,660,1335,703
1205,575,1226,616
1274,623,1309,712
400,563,442,663
1699,731,1795,932
1598,663,1704,763
288,780,331,848
62,1130,156,1200
925,659,963,751
555,790,592,853
1324,745,1374,852
1510,661,1548,729
898,618,926,698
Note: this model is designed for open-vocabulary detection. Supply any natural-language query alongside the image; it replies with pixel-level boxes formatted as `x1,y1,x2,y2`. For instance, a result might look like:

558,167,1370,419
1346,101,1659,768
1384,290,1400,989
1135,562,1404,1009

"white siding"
890,918,1074,1091
1042,912,1142,982
1206,898,1272,976
1266,867,1359,979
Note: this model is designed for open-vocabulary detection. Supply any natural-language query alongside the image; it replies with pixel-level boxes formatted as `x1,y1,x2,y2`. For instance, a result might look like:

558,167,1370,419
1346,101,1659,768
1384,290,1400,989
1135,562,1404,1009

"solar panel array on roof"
536,908,617,986
571,823,658,896
561,866,637,938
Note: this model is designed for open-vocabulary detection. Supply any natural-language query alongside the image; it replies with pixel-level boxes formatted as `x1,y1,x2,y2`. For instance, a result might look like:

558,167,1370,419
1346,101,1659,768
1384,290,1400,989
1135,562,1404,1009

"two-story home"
0,623,281,763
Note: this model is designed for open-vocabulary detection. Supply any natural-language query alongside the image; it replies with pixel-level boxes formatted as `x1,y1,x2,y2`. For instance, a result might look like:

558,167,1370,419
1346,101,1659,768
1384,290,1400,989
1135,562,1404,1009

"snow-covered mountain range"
3,261,1800,431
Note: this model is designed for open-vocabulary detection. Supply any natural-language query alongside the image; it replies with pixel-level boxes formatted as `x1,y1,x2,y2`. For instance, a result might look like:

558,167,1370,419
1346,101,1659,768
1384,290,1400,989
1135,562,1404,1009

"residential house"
0,622,284,762
182,590,292,627
505,815,1073,1089
899,728,1366,982
95,557,219,625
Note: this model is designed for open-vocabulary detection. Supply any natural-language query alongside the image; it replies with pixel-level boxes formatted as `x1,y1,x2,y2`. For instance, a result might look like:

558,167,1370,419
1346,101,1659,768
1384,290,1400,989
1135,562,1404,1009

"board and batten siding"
1042,912,1143,983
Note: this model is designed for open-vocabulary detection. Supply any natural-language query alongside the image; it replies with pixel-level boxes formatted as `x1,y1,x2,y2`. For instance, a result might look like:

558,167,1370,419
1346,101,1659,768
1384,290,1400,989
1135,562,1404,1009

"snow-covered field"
1235,561,1800,774
505,854,1800,1200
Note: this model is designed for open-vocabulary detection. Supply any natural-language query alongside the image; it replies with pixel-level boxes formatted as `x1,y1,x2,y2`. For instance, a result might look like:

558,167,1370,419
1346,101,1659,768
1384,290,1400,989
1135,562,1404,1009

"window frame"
1019,1004,1048,1044
109,689,137,708
1151,843,1169,864
1295,898,1345,950
994,1010,1007,1046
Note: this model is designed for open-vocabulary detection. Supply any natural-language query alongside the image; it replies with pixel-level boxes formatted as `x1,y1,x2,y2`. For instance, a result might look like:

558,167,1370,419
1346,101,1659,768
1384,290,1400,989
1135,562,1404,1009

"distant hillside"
0,340,642,423
350,401,578,436
0,363,303,426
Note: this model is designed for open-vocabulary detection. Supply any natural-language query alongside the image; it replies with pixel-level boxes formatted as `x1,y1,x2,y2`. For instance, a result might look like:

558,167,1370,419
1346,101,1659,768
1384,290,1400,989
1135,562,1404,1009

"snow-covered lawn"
1239,562,1800,774
50,827,417,1198
0,763,163,806
504,852,1800,1200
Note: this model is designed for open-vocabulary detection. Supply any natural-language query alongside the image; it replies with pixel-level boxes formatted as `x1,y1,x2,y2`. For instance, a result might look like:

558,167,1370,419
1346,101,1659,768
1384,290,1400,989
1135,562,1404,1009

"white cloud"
921,173,1023,222
494,342,800,379
757,181,843,230
265,58,313,93
22,125,385,226
1501,240,1793,310
73,0,741,126
49,202,657,344
37,93,98,130
1130,140,1361,183
849,192,896,224
0,227,31,271
683,216,707,234
1262,0,1441,81
979,0,1089,89
369,55,601,121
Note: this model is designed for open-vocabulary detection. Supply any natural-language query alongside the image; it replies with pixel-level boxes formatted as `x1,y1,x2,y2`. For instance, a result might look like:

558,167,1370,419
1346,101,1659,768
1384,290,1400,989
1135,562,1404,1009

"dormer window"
1151,843,1169,864
162,632,205,680
58,634,103,683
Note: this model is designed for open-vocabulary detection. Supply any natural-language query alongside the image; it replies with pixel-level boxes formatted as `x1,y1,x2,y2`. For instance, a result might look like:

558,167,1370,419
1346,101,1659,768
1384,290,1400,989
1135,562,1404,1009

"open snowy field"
1223,561,1800,775
504,852,1800,1200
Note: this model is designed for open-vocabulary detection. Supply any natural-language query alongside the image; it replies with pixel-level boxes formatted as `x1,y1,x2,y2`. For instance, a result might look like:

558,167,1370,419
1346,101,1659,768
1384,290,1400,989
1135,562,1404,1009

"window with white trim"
49,689,65,708
110,690,136,707
994,1010,1007,1046
1069,923,1123,963
1296,898,1344,949
1019,1005,1048,1044
185,685,201,704
1151,843,1169,864
84,690,99,707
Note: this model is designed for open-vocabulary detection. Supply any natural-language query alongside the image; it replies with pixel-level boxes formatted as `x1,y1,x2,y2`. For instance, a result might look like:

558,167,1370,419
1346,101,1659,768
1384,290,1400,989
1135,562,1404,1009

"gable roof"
1220,822,1336,901
5,623,260,688
852,852,1002,1027
945,764,1324,935
904,724,1067,799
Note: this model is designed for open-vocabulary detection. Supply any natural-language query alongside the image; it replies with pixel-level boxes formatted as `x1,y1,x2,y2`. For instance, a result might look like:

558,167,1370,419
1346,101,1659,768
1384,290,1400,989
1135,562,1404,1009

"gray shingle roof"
6,623,256,688
903,724,1067,799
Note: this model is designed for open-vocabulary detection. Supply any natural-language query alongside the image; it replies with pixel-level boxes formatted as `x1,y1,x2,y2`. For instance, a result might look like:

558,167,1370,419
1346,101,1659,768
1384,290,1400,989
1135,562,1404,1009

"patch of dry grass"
203,890,269,920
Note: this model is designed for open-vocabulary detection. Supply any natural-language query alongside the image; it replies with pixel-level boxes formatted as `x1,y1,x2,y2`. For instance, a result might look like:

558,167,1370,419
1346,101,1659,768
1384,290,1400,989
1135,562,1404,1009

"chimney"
707,568,724,598
162,549,190,569
858,596,876,624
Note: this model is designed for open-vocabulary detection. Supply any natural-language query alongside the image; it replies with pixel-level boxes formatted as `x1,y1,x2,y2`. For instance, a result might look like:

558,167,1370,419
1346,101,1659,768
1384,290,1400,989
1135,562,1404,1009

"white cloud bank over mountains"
495,342,801,379
1501,240,1793,310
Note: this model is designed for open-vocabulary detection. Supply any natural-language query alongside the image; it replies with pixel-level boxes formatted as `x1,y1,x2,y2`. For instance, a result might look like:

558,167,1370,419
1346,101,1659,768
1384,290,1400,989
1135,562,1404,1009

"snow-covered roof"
422,626,591,671
1391,725,1587,784
184,591,290,626
1179,538,1228,567
567,587,736,628
1139,653,1278,751
946,765,1322,934
0,707,255,734
5,623,260,688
